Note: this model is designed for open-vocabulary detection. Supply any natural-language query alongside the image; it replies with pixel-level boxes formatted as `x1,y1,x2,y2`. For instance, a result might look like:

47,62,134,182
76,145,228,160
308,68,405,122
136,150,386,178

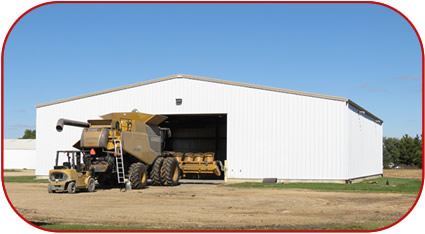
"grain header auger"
56,112,179,189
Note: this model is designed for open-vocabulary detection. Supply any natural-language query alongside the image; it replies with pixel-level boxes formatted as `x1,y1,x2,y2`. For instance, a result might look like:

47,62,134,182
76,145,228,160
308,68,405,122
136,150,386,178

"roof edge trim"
347,99,383,123
35,74,178,108
35,74,348,108
181,74,349,102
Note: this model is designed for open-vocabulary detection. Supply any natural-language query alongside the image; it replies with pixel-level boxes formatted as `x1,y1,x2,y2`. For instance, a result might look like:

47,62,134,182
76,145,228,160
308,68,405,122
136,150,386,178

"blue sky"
3,3,422,139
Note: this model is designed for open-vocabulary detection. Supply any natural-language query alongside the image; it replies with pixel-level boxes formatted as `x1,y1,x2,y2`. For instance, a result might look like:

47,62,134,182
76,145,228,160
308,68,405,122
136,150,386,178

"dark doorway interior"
160,114,227,179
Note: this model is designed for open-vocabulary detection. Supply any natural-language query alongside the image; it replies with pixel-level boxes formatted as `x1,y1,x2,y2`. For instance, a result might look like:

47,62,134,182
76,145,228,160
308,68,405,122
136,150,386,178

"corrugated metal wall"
4,150,37,169
36,77,378,180
347,104,383,179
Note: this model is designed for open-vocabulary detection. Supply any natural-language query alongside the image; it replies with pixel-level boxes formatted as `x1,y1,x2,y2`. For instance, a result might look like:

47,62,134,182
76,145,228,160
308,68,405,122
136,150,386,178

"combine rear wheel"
150,157,164,186
129,162,148,189
161,157,180,186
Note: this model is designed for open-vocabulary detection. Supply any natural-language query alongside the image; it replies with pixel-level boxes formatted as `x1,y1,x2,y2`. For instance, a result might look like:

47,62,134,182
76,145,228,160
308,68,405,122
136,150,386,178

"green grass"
228,177,421,194
37,221,394,231
3,169,22,172
3,176,48,183
37,224,163,231
317,221,395,230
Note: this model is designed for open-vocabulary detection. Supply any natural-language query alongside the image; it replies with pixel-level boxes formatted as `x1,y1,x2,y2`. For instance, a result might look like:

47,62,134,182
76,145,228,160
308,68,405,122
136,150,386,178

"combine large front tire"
129,162,148,189
161,157,180,186
150,157,164,186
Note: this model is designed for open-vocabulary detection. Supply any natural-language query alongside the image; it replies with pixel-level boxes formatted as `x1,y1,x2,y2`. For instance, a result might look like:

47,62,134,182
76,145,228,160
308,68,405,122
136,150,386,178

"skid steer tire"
161,157,180,186
129,162,148,189
150,157,164,186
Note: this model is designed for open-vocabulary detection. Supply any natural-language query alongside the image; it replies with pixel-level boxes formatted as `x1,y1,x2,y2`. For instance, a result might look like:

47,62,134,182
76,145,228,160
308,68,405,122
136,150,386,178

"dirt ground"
4,180,419,230
383,169,422,179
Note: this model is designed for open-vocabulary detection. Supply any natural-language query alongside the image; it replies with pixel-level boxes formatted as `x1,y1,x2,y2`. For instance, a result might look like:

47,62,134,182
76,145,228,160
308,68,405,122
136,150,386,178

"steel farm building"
35,74,383,183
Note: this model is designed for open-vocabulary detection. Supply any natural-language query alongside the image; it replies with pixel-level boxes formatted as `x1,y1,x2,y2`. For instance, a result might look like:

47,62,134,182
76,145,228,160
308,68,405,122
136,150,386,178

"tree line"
20,129,36,139
383,134,422,169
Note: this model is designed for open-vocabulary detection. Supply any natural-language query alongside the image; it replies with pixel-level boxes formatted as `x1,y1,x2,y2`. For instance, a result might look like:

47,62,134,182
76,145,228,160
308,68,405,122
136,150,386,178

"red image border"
1,1,424,233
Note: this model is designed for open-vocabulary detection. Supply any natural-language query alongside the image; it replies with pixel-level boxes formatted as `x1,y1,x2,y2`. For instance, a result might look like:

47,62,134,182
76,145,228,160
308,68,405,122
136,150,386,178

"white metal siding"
347,104,383,179
37,78,350,180
4,149,37,169
225,86,347,180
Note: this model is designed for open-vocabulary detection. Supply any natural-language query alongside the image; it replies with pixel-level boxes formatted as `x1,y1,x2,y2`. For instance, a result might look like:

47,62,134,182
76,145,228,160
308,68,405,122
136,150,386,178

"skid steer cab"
48,151,96,194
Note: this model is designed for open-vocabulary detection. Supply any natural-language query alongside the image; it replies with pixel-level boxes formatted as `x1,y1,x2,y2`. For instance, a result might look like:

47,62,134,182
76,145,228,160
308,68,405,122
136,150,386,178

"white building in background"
4,139,37,169
35,74,383,182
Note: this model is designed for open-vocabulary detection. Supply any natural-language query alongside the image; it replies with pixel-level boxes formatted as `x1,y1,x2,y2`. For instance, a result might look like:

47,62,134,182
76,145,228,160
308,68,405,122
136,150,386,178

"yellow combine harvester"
51,111,223,192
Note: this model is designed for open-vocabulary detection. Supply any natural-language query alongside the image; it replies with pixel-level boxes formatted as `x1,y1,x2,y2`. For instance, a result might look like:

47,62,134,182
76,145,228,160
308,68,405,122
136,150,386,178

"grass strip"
3,176,48,183
38,221,394,231
227,177,421,194
38,224,163,231
3,169,22,172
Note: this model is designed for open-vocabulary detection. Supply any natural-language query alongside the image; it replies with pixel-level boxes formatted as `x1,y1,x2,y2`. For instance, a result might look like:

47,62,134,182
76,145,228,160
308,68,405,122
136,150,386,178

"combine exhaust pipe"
56,118,90,132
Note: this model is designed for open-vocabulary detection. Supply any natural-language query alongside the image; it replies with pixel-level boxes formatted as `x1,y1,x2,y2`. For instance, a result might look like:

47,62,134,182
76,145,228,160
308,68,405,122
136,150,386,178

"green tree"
383,134,422,168
383,137,400,168
20,129,36,139
413,134,423,169
399,134,416,166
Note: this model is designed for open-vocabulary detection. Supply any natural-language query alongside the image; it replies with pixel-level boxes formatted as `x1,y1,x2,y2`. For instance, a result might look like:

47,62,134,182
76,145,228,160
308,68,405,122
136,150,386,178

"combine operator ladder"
113,133,126,184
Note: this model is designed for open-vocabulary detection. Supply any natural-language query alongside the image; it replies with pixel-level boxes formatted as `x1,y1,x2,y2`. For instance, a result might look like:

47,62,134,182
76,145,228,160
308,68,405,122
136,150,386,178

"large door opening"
160,114,227,180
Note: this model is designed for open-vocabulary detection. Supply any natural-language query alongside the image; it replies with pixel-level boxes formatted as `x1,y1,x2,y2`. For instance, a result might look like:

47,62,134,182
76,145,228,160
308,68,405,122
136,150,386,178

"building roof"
35,74,382,122
4,139,36,150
